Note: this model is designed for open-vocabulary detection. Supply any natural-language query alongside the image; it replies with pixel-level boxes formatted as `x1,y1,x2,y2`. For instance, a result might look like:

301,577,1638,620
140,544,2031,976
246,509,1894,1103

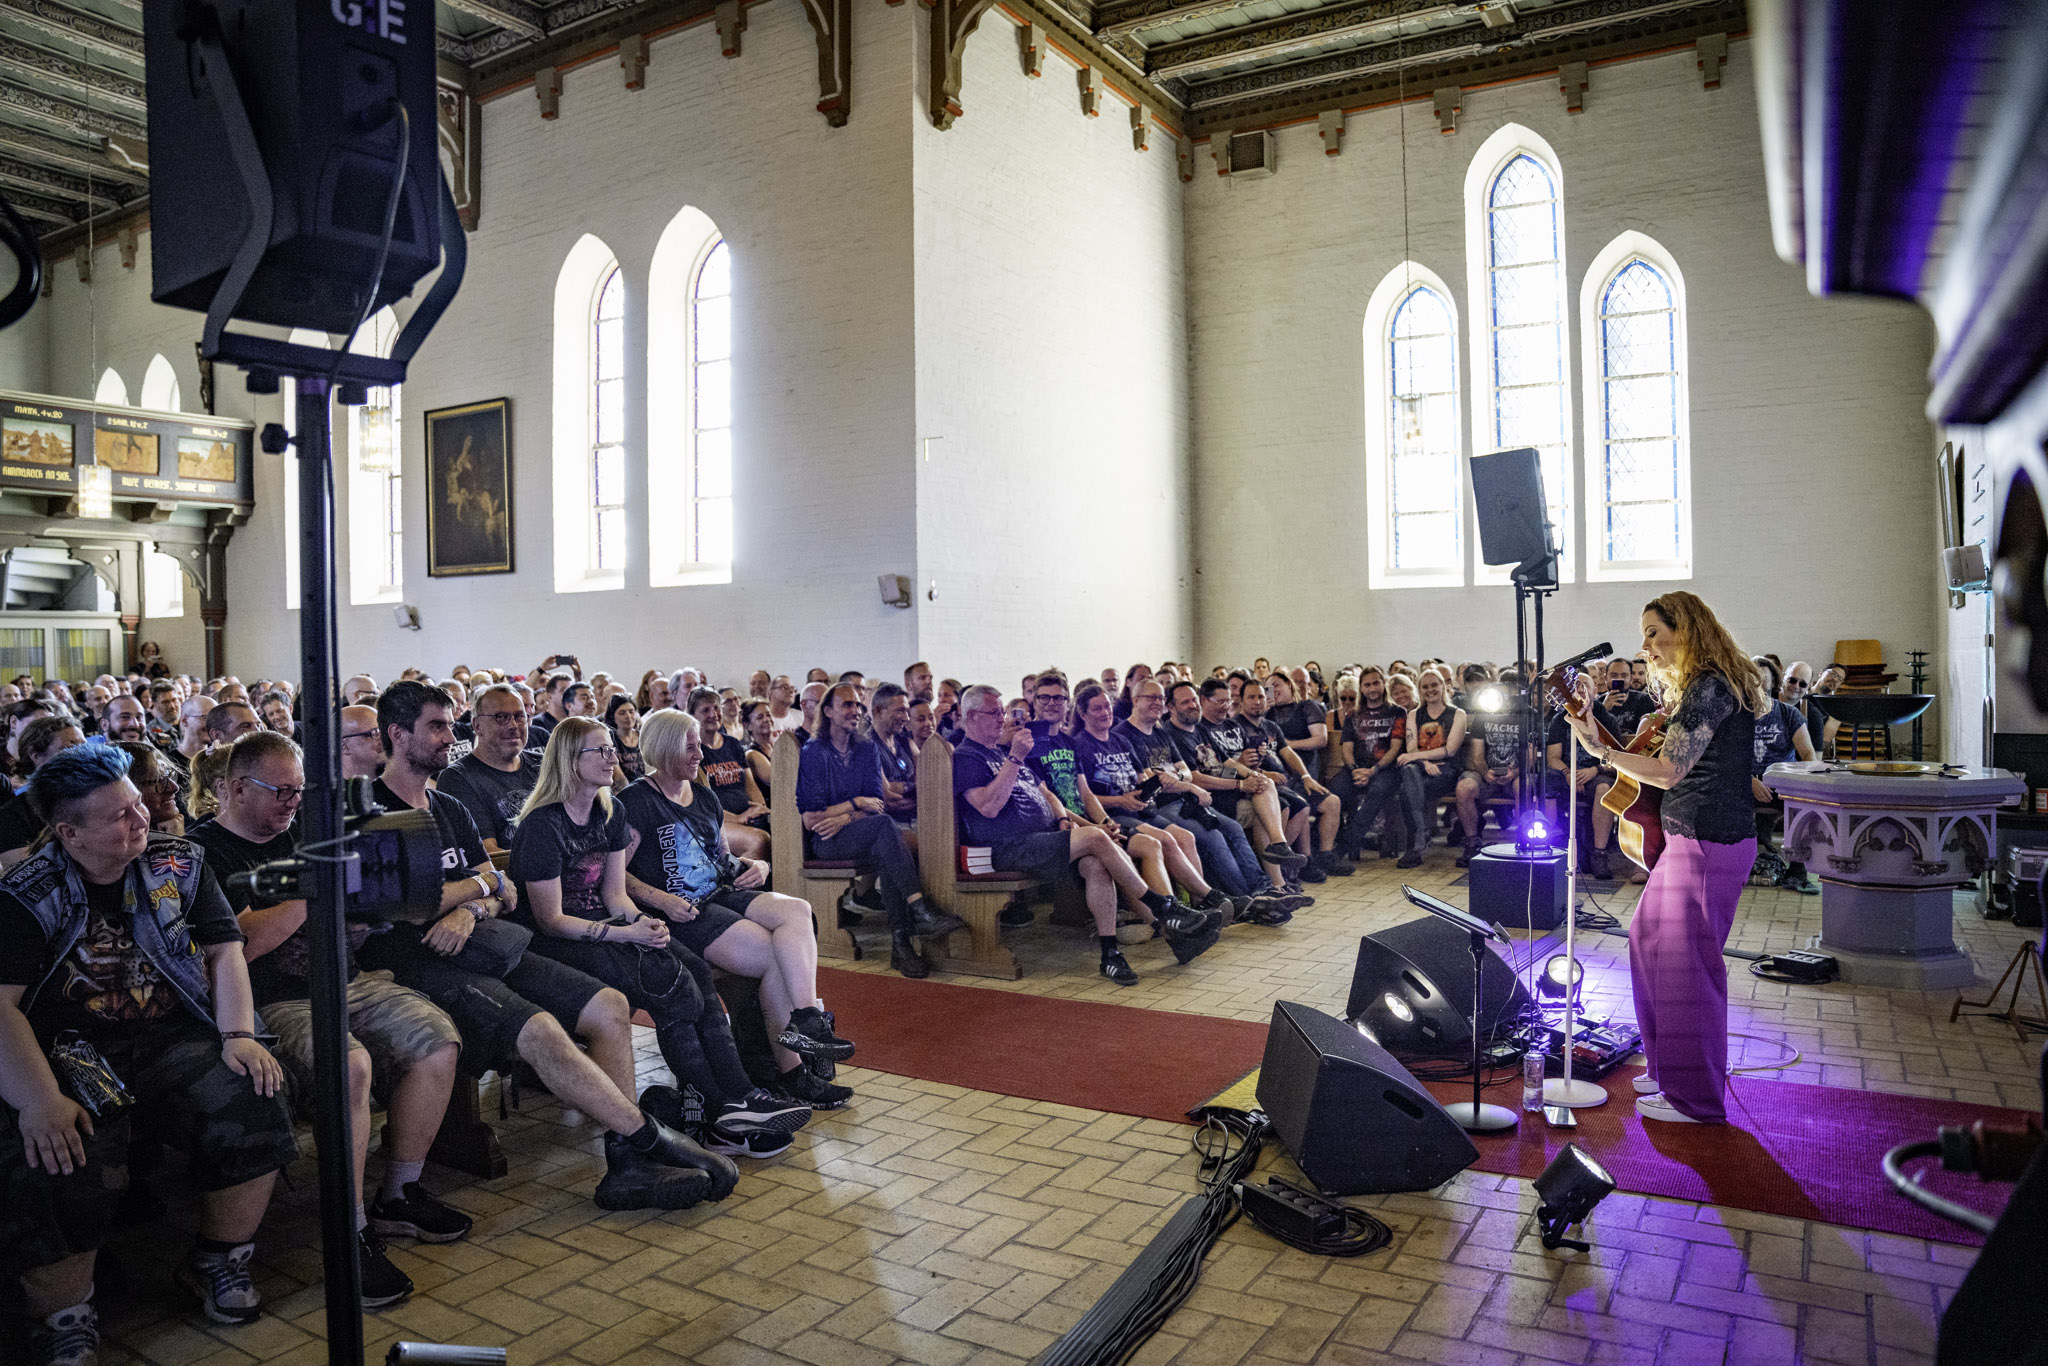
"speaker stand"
1544,726,1609,1110
1444,927,1519,1133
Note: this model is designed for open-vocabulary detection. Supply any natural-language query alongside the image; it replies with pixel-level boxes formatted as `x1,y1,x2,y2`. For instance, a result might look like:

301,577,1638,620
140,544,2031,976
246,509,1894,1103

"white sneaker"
1631,1074,1660,1095
1635,1093,1706,1124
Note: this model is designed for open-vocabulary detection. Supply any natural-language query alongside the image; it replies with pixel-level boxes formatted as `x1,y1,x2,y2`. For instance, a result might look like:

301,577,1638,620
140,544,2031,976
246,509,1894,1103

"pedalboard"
1762,950,1838,983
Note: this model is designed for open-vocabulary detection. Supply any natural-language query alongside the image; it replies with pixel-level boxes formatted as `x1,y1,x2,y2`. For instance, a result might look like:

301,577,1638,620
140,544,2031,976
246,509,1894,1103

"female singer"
1562,591,1768,1125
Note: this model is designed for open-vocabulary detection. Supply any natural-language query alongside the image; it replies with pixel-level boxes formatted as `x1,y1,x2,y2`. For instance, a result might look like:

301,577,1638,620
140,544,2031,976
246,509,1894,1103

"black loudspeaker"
1256,1001,1478,1195
1469,844,1567,932
1344,917,1534,1057
146,0,444,333
1469,447,1557,585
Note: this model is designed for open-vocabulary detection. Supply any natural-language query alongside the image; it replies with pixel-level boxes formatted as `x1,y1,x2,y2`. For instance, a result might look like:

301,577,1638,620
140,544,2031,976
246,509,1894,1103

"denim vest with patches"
13,833,218,1027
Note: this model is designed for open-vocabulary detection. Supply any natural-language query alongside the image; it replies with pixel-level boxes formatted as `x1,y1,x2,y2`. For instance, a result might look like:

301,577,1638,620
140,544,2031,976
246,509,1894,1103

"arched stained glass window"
1484,151,1570,571
691,240,732,568
591,265,626,574
1594,254,1688,569
1387,285,1460,571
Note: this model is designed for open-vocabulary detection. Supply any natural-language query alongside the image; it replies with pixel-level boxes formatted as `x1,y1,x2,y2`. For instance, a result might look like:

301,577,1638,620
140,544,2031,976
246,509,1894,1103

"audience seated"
1164,680,1308,898
436,683,544,853
0,747,296,1359
797,683,962,978
1394,669,1466,868
1238,678,1350,878
869,683,918,826
0,716,86,867
687,688,770,861
1335,667,1407,861
1457,671,1531,866
1750,656,1819,893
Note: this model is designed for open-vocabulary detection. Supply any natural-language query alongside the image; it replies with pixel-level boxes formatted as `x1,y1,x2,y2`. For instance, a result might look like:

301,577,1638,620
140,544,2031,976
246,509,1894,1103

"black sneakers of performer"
357,1230,415,1309
777,1005,855,1062
368,1183,473,1244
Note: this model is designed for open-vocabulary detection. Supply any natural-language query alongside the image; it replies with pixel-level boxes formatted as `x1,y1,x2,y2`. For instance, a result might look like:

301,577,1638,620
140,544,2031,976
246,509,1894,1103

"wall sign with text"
0,389,254,507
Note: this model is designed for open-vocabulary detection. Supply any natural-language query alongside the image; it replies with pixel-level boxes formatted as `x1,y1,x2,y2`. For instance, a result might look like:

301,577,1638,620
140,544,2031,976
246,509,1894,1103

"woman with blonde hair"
1561,590,1768,1126
509,717,811,1158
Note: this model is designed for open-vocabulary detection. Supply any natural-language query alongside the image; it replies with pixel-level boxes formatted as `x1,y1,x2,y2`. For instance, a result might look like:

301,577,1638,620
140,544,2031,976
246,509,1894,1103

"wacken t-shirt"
1026,721,1083,815
953,738,1057,846
1473,712,1529,774
1345,703,1406,766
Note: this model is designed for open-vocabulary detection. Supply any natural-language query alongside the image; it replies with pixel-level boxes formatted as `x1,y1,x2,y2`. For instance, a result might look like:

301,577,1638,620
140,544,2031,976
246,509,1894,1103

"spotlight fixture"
1539,953,1583,1000
1520,813,1549,845
1475,684,1507,713
1381,992,1414,1023
1533,1143,1614,1251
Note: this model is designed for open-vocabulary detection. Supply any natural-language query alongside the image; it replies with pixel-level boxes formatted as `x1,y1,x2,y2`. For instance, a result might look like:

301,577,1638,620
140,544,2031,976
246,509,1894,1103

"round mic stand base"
1445,1100,1521,1132
1542,1077,1608,1108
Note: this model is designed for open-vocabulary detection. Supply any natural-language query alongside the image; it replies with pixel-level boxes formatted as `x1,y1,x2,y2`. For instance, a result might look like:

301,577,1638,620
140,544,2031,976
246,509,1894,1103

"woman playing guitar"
1560,591,1771,1126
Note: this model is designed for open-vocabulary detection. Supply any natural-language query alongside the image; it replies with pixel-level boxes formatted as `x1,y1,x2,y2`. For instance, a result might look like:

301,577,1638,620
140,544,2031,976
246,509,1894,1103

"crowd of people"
0,643,1836,1364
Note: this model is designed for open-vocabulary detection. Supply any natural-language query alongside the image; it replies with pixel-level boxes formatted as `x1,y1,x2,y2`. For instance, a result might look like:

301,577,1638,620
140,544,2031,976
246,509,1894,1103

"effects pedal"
1537,1020,1642,1081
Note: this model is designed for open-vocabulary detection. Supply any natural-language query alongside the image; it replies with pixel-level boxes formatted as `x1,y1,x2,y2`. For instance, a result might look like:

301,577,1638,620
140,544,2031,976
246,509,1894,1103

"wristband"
219,1030,256,1043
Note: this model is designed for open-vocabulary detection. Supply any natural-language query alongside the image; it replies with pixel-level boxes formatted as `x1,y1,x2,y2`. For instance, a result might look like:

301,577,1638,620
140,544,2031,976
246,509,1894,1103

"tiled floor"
93,852,2041,1365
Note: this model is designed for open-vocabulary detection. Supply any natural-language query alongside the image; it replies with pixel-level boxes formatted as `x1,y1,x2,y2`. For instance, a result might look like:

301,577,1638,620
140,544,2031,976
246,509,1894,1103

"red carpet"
820,967,2018,1245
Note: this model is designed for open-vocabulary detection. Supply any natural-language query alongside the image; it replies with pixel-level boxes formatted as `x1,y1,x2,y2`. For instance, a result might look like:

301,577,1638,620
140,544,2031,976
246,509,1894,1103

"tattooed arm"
1579,677,1734,792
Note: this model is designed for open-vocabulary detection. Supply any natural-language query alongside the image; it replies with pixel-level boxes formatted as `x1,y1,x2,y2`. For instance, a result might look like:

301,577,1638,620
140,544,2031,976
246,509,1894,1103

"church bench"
914,735,1028,980
769,730,862,962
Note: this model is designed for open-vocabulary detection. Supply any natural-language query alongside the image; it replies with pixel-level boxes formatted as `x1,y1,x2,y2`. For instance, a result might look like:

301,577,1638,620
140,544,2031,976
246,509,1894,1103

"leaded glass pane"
695,295,731,364
1489,155,1553,209
1596,256,1682,565
1494,326,1562,388
1489,203,1556,268
1492,266,1560,328
698,497,733,566
596,377,625,445
1605,260,1670,315
696,359,731,430
1496,386,1564,447
696,428,731,499
1394,511,1455,569
1607,501,1677,562
697,241,730,300
1602,312,1672,376
1606,439,1678,503
1384,284,1459,573
1605,374,1674,441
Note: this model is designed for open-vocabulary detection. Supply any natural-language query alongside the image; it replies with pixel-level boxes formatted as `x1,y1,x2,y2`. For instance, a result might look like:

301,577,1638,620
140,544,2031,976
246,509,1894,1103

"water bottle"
1522,1048,1545,1111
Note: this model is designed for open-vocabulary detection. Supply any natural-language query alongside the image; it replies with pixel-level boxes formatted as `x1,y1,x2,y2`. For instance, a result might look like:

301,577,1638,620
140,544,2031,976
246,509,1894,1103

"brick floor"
94,855,2026,1364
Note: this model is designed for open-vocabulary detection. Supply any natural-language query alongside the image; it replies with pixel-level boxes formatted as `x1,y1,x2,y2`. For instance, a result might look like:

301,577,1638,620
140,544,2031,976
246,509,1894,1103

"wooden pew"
769,730,862,961
915,736,1028,980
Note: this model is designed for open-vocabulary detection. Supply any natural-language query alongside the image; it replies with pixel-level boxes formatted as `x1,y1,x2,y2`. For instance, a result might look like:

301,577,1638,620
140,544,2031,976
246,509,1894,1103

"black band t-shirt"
508,801,632,925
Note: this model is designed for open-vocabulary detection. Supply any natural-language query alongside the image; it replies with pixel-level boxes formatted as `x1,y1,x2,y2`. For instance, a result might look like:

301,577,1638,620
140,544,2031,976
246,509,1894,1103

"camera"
225,777,443,924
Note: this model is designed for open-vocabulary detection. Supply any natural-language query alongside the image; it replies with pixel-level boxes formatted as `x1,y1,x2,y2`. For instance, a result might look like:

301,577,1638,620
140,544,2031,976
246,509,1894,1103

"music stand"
1543,726,1607,1109
1402,885,1519,1132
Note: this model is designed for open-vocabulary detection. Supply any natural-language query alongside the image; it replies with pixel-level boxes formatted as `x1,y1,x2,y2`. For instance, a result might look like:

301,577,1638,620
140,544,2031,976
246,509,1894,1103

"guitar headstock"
1544,665,1585,717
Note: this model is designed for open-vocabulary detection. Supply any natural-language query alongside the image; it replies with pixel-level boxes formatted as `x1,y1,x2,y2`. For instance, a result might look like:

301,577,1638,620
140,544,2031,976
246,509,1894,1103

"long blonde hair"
1643,591,1769,716
519,716,614,826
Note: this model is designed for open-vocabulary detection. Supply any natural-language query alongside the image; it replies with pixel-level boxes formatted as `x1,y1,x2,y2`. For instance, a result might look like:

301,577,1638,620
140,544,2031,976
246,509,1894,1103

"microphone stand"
1544,721,1607,1109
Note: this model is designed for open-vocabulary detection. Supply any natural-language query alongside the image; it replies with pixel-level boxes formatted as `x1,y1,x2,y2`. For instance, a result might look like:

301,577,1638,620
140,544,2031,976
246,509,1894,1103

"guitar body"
1546,667,1668,873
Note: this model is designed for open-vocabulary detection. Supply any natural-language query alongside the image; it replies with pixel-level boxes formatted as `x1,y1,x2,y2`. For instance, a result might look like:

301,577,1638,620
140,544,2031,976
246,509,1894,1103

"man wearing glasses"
339,705,385,781
436,683,546,853
190,730,468,1309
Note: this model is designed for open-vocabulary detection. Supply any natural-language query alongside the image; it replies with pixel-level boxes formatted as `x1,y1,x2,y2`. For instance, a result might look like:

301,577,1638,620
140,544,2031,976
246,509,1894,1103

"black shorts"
669,890,754,957
380,948,611,1077
1274,783,1309,814
0,1021,298,1273
992,830,1074,882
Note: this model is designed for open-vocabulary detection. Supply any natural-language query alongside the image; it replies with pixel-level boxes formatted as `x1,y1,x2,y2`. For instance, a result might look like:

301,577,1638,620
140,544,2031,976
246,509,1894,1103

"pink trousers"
1629,831,1755,1122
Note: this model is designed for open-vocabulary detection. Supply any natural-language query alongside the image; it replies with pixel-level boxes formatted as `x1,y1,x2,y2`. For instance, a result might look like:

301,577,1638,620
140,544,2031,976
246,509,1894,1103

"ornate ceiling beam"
1184,0,1742,134
998,0,1184,114
0,78,145,142
0,183,79,225
440,0,548,41
0,155,126,212
470,0,721,98
0,0,144,66
35,194,144,257
0,125,143,183
1147,0,1464,79
0,34,147,116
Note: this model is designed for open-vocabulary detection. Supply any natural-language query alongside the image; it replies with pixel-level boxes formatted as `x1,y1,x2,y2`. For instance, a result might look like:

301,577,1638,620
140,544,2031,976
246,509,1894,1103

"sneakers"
1298,859,1328,884
1155,898,1209,936
719,1089,813,1135
835,887,868,928
777,1006,856,1063
357,1229,414,1309
1100,951,1139,986
704,1124,795,1159
1588,849,1613,881
1164,922,1220,964
1395,850,1423,869
595,1133,715,1211
1241,898,1293,926
1631,1074,1660,1095
1319,850,1357,877
1456,840,1480,868
1635,1093,1708,1124
368,1182,472,1244
1776,866,1820,895
1262,842,1308,870
178,1242,262,1325
778,1063,855,1110
630,1088,742,1198
30,1299,96,1366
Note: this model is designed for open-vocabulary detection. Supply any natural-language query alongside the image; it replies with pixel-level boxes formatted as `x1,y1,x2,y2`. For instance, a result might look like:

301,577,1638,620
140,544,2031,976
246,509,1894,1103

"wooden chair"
769,731,862,961
915,736,1028,980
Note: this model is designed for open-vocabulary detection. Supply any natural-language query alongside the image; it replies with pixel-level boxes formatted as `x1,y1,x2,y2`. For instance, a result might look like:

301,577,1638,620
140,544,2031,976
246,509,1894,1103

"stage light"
1353,1019,1379,1044
1381,993,1414,1023
1522,813,1549,843
1475,685,1507,713
1533,1143,1615,1251
1539,954,1583,1000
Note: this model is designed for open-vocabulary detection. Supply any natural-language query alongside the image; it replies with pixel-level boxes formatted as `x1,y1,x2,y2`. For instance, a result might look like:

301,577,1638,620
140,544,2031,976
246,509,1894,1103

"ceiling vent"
1479,2,1518,29
1224,130,1276,178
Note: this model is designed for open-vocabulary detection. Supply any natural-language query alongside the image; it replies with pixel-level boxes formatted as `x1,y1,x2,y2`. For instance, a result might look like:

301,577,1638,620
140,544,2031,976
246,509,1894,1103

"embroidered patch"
148,847,193,881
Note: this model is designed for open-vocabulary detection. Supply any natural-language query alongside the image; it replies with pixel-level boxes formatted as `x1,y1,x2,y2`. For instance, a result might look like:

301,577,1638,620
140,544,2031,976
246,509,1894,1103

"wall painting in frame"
425,398,513,577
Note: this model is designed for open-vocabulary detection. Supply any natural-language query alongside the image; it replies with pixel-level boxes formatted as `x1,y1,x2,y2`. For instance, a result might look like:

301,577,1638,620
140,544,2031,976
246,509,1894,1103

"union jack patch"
148,847,193,881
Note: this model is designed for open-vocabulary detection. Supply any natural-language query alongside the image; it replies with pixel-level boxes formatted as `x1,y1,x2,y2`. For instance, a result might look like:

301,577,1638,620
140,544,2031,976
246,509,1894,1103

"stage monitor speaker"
1256,1000,1478,1195
1469,447,1557,585
1344,917,1534,1057
1469,844,1567,932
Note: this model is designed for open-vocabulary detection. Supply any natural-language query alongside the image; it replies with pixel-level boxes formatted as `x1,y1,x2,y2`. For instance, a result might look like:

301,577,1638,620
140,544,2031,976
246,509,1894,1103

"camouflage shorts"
263,970,461,1115
1,1022,298,1273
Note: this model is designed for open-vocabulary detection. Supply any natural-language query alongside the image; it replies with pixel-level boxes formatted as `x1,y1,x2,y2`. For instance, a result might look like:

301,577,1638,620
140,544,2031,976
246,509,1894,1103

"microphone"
1549,641,1612,674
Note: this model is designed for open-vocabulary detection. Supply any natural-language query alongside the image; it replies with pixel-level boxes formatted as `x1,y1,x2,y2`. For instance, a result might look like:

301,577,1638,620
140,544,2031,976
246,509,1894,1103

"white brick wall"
1185,42,1943,682
911,6,1191,687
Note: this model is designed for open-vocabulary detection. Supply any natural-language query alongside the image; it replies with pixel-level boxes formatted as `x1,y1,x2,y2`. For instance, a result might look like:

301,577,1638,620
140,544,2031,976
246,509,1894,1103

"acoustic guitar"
1545,666,1667,872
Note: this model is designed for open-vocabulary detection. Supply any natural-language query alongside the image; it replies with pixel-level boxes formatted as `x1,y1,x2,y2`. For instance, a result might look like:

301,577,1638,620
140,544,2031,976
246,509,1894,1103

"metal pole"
1544,724,1604,1107
293,375,364,1366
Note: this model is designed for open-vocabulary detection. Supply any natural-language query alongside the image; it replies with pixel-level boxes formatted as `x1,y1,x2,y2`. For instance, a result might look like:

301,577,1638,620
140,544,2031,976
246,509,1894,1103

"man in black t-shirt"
192,730,467,1305
364,682,731,1210
1336,668,1406,861
1164,680,1306,896
1455,681,1533,865
437,682,546,852
869,683,918,823
1242,678,1349,879
0,745,295,1348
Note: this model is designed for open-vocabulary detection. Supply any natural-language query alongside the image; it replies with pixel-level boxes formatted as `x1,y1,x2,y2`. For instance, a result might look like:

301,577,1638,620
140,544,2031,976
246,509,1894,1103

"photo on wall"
3,418,73,467
425,398,513,576
95,428,159,474
176,436,236,482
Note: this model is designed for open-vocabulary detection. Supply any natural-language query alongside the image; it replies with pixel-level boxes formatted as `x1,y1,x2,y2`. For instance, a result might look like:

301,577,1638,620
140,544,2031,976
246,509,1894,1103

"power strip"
1761,950,1838,983
1238,1179,1343,1245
